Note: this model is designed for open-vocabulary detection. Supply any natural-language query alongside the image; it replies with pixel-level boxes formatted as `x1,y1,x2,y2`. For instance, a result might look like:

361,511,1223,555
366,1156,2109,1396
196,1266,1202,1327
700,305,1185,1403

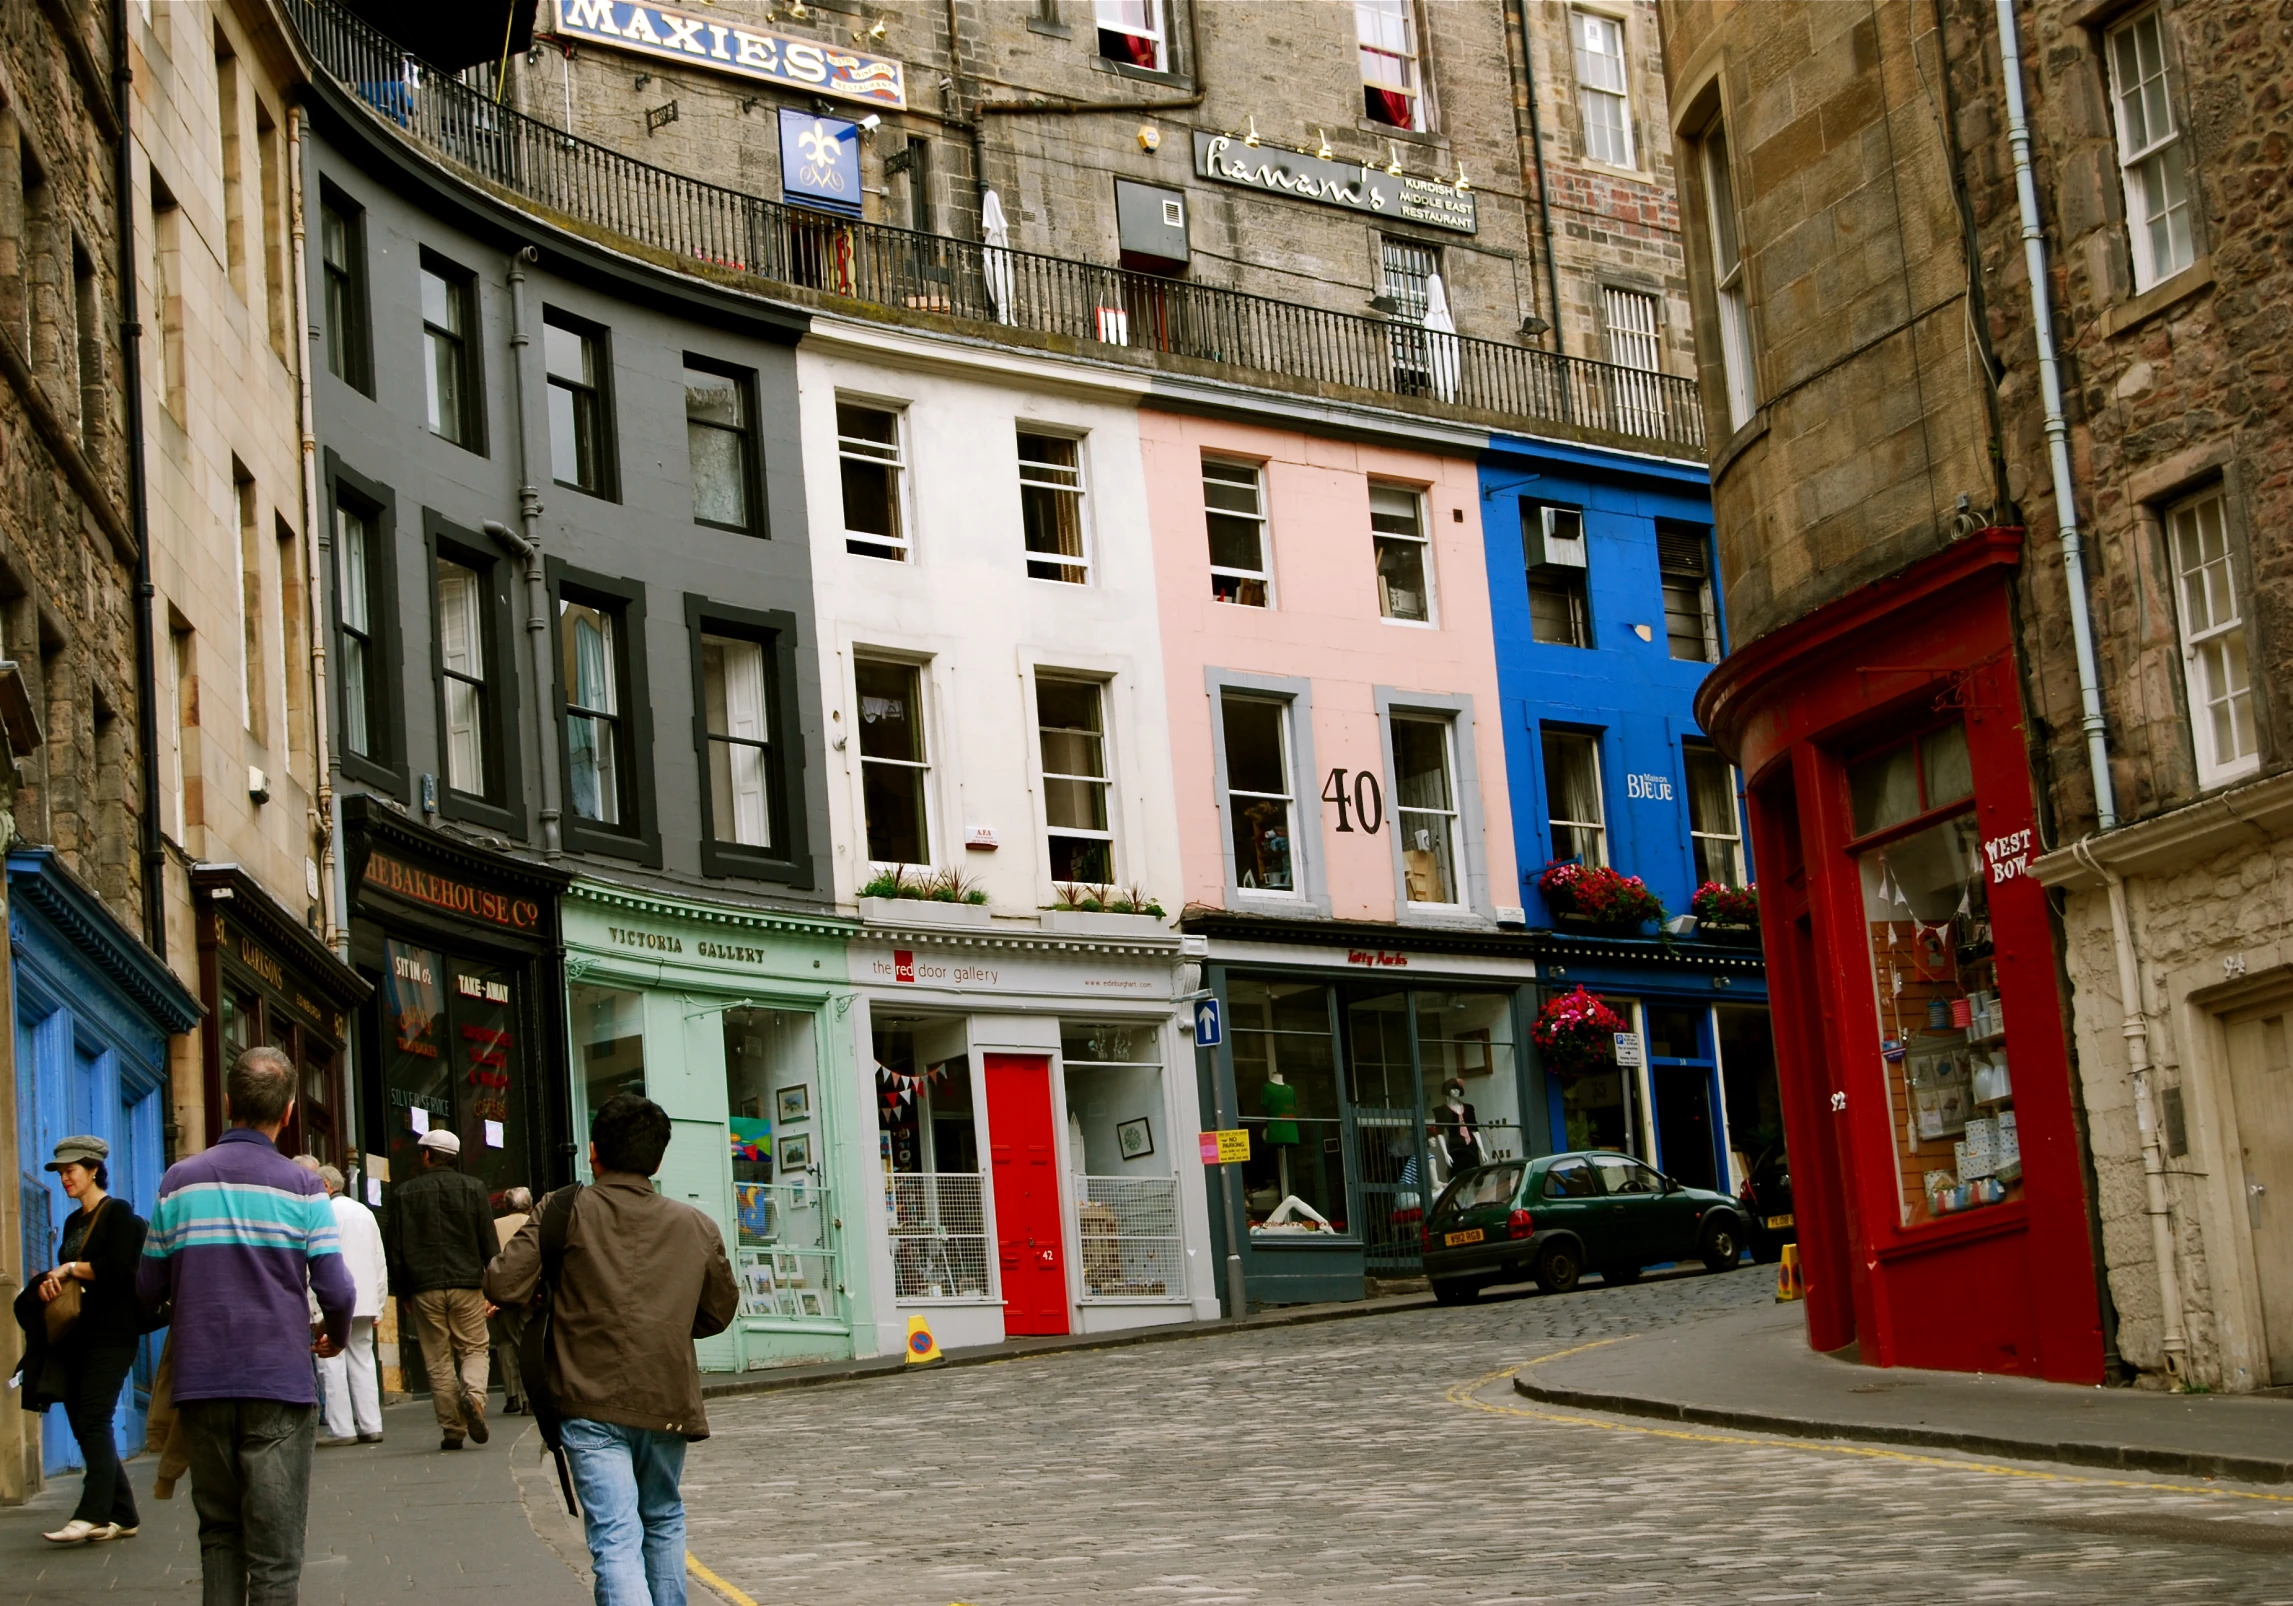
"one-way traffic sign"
1193,998,1223,1046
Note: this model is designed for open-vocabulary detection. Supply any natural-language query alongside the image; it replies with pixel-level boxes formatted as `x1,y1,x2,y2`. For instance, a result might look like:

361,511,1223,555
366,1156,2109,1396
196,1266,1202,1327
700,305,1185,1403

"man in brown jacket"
485,1094,737,1606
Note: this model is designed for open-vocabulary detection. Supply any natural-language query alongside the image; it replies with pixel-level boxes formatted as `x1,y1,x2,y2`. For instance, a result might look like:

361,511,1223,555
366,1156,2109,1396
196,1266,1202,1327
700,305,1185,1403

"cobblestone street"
686,1269,2293,1605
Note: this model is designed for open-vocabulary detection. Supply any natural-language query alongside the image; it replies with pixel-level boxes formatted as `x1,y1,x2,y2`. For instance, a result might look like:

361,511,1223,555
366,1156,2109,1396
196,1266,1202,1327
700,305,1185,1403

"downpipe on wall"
491,251,562,857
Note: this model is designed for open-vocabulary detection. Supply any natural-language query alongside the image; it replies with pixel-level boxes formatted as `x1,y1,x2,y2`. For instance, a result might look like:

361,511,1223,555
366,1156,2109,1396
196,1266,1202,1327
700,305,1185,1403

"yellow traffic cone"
1776,1242,1804,1302
904,1314,944,1364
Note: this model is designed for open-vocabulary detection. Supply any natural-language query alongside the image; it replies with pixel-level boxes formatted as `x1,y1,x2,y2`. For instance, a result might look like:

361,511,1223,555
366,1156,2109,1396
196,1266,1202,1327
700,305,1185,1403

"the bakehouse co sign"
1192,131,1476,235
555,0,907,109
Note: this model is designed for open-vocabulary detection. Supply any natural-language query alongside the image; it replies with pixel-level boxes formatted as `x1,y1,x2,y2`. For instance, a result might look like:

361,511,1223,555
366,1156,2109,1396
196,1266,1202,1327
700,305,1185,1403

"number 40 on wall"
1322,768,1386,834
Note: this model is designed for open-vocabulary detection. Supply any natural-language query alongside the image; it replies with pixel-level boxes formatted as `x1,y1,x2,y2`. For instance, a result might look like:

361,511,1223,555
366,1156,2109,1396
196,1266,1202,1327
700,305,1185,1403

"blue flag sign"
1193,998,1223,1047
779,110,863,219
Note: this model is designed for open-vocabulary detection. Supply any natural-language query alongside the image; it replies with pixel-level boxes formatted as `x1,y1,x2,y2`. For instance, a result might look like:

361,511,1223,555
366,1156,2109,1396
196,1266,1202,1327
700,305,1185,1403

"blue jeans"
560,1418,688,1606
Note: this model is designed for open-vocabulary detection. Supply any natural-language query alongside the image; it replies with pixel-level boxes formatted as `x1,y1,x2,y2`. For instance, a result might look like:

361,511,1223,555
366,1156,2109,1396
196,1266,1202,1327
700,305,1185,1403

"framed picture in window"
1116,1117,1154,1160
797,1291,826,1317
776,1083,811,1124
777,1132,812,1171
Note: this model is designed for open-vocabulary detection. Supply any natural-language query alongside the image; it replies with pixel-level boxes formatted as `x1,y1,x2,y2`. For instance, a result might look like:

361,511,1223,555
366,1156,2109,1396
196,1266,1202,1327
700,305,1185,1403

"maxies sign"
555,0,907,109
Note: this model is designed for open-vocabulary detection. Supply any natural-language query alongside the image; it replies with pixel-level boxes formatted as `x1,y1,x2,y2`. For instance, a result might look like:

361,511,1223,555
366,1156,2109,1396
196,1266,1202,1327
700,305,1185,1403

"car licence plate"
1766,1213,1795,1230
1443,1228,1485,1247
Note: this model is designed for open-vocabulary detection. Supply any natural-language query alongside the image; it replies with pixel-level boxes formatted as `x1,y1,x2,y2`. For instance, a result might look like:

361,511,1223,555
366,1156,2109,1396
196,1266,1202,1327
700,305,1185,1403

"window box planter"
859,896,993,929
1537,862,1665,934
1039,909,1170,937
1699,921,1760,946
1551,909,1655,938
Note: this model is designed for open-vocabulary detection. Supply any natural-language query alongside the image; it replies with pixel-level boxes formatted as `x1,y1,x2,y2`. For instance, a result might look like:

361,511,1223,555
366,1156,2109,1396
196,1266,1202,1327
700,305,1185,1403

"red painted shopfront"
1696,530,2103,1382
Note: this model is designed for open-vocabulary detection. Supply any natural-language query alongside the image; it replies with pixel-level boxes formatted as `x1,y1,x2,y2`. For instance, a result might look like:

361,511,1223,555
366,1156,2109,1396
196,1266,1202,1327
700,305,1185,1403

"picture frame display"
776,1083,811,1124
777,1132,812,1171
1116,1116,1154,1160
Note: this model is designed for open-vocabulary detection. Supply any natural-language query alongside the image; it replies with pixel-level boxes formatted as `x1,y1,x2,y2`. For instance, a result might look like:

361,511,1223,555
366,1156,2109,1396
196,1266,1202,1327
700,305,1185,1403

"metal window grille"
1381,238,1436,393
886,1171,990,1299
1602,287,1665,439
733,1181,840,1321
279,0,1706,454
1076,1176,1184,1297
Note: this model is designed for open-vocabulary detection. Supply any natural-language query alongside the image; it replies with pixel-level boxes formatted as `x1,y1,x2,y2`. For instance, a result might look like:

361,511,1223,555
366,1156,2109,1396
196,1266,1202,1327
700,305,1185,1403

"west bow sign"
555,0,907,109
1192,132,1476,235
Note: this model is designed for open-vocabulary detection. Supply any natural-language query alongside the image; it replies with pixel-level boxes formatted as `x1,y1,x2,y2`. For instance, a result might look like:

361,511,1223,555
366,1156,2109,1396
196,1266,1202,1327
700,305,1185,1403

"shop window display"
724,1008,834,1320
1415,991,1522,1179
1852,725,2020,1227
571,983,646,1122
1229,978,1346,1236
1061,1022,1180,1298
382,940,531,1199
876,1016,988,1298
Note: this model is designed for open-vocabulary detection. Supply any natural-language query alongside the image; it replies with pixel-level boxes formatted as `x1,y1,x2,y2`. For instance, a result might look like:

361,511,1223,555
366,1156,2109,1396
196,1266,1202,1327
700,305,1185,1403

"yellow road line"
1446,1359,2293,1505
688,1552,762,1606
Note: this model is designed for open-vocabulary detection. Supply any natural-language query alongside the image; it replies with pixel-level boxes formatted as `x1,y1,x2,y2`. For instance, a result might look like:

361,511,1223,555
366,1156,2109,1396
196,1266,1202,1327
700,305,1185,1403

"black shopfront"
342,797,570,1207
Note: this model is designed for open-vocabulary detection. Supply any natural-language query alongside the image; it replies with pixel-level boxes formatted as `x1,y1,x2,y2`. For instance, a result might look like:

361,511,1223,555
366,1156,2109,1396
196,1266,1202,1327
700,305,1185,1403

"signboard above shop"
779,110,863,218
1192,131,1476,235
555,0,906,109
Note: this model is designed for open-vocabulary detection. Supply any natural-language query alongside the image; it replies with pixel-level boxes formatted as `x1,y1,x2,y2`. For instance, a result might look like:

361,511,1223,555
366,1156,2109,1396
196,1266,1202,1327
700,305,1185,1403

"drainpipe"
487,248,560,857
1994,0,2116,830
285,106,343,957
2070,836,2189,1384
113,0,165,960
1502,0,1565,354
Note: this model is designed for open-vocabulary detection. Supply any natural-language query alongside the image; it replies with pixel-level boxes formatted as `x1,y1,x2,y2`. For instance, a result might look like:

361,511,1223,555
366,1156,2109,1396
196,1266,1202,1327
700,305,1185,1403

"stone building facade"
503,0,1691,369
1664,0,2293,1390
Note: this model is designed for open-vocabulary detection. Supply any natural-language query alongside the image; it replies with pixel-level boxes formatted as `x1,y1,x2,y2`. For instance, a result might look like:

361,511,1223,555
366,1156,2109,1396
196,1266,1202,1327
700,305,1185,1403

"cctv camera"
860,113,883,131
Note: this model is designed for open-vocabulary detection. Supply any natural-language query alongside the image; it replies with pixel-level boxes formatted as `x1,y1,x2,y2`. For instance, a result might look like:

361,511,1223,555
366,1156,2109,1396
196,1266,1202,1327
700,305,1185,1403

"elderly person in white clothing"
313,1163,390,1446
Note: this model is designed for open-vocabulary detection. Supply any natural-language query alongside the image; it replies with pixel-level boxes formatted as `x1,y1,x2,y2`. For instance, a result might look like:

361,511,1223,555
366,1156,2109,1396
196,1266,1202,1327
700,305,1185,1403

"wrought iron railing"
284,0,1707,453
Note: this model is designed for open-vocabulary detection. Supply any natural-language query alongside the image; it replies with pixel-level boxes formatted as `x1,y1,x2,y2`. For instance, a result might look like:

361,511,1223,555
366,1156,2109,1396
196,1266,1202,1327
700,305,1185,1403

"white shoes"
40,1519,135,1544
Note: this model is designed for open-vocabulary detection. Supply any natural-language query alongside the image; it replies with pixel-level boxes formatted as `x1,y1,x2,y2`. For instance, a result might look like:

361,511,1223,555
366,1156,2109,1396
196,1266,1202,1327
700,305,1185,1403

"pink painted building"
1141,408,1541,1306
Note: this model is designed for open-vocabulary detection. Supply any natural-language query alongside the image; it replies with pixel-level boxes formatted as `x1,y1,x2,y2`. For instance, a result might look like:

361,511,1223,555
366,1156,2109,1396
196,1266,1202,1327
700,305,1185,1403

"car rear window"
1542,1157,1601,1199
1431,1164,1523,1221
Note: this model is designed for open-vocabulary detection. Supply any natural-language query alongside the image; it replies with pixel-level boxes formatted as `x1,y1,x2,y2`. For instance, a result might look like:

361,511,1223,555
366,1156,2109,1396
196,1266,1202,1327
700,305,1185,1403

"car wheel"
1534,1240,1582,1295
1431,1277,1480,1306
1700,1218,1744,1273
1601,1264,1642,1285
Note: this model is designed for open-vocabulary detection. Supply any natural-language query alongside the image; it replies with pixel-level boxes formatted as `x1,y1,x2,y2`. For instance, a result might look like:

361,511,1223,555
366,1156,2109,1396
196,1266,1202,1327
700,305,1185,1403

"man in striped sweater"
139,1046,356,1605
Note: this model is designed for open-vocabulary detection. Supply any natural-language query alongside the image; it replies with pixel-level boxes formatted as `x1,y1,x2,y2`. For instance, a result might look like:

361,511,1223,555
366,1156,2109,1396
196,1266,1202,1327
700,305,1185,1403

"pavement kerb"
700,1289,1439,1399
1508,1372,2293,1486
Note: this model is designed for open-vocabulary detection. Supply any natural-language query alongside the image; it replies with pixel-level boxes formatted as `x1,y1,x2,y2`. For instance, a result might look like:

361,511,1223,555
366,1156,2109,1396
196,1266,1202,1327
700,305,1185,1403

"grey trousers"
178,1398,317,1606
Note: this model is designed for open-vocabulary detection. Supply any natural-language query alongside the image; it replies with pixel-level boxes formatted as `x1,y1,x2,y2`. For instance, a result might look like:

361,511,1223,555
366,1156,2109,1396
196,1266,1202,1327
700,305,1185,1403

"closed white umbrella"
981,188,1015,325
1424,271,1460,403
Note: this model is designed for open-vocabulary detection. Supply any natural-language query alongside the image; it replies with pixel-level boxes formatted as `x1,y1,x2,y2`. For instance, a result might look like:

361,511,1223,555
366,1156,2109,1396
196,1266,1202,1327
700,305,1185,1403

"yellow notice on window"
1197,1128,1252,1165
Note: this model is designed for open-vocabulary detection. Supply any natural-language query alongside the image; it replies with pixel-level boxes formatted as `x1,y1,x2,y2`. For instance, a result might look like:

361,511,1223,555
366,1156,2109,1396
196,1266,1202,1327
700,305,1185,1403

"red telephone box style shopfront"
1696,530,2104,1382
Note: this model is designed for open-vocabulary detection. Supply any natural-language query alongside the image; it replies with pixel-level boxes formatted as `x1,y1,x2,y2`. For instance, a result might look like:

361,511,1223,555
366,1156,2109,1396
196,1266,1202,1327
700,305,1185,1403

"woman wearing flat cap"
23,1135,150,1544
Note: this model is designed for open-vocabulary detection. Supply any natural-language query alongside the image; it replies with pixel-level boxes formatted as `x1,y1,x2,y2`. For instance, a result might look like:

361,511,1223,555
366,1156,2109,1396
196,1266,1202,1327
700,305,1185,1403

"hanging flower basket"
1537,862,1665,933
1533,986,1630,1079
1691,881,1760,938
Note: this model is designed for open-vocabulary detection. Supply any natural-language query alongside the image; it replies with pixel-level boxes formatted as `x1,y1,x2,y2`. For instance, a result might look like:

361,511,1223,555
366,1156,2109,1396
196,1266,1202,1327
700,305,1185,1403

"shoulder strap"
538,1183,581,1289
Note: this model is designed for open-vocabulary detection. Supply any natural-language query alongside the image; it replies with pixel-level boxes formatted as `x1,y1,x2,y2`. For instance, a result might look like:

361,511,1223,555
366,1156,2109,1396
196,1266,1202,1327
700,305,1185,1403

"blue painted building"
10,849,201,1474
1477,437,1779,1198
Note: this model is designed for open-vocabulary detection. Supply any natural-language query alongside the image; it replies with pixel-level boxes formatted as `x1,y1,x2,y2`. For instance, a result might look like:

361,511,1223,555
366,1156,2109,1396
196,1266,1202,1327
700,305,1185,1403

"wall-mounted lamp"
787,0,809,17
1518,315,1550,336
739,96,762,115
525,47,543,65
1452,162,1470,193
1386,141,1403,176
1315,127,1333,160
1243,115,1261,148
1368,293,1401,315
855,19,887,42
633,71,652,89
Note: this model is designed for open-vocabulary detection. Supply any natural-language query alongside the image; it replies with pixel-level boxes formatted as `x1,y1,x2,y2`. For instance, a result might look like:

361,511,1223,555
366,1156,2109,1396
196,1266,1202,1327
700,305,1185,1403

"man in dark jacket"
486,1094,737,1606
383,1129,498,1451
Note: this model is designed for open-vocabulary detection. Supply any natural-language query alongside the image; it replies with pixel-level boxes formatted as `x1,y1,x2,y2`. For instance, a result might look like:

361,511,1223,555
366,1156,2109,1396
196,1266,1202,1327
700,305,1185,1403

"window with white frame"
1204,459,1270,606
1095,0,1166,72
1357,0,1423,131
1658,523,1719,663
1038,674,1114,883
2106,10,2196,290
1683,743,1743,887
2165,490,2259,786
1370,482,1431,623
560,596,627,826
1701,118,1756,433
856,658,931,866
1392,714,1460,906
1222,693,1297,894
1574,11,1633,167
838,401,907,561
1018,430,1089,584
1544,729,1606,868
436,557,487,797
701,633,776,850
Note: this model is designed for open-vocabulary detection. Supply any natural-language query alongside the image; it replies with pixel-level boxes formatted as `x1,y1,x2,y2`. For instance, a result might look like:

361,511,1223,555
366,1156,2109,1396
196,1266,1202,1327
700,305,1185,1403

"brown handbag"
42,1199,103,1345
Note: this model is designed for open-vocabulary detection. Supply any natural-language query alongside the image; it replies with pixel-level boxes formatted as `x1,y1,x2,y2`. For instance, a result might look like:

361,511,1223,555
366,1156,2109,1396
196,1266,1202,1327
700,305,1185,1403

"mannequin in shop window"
1259,1068,1300,1202
1432,1078,1482,1176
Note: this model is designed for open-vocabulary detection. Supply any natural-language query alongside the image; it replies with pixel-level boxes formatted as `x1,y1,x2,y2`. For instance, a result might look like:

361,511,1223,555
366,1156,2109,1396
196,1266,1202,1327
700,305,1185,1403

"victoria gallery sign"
1192,132,1477,235
555,0,907,109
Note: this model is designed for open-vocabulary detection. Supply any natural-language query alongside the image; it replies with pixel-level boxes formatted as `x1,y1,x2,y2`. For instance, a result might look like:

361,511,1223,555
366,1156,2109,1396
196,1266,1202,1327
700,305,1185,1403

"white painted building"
795,319,1217,1352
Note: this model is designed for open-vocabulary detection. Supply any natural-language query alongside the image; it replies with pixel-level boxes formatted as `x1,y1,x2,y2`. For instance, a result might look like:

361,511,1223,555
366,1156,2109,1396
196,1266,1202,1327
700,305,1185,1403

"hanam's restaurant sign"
555,0,906,109
1192,132,1476,235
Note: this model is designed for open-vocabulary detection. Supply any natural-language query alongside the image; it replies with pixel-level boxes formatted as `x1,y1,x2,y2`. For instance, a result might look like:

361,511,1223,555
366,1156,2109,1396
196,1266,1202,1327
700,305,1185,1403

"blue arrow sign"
1193,998,1223,1047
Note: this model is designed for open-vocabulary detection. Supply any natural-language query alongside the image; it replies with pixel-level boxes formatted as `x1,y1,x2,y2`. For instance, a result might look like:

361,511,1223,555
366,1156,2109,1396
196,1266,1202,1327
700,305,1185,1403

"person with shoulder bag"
486,1094,737,1606
23,1136,151,1544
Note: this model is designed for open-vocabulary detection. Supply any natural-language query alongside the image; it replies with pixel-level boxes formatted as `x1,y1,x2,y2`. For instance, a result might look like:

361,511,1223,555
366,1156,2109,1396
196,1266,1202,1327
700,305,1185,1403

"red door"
985,1053,1069,1336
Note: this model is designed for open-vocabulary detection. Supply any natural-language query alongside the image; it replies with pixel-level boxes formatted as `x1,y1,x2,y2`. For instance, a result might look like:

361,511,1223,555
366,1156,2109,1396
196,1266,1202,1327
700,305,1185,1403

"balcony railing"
285,0,1707,454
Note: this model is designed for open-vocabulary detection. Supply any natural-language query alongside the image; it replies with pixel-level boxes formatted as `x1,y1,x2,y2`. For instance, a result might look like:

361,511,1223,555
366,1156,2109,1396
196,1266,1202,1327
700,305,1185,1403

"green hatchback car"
1420,1150,1749,1304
